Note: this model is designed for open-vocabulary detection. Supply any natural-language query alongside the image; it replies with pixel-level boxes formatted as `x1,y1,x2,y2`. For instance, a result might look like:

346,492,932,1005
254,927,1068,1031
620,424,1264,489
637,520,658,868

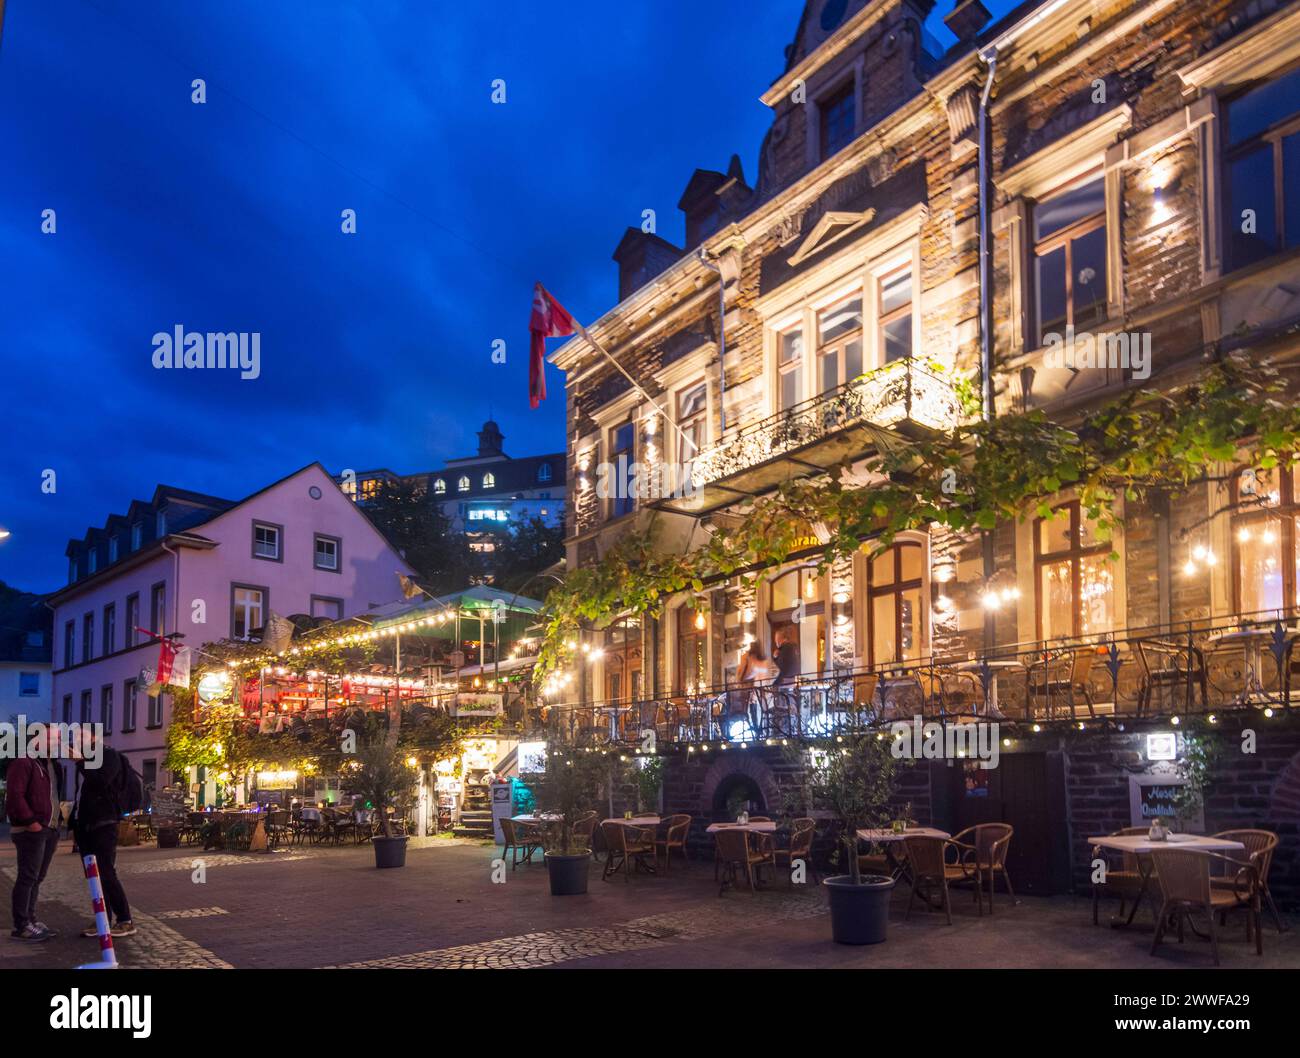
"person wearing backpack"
70,731,135,937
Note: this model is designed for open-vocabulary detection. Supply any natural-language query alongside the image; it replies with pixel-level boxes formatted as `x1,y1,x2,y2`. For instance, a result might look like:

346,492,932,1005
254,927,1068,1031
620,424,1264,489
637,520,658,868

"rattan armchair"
654,814,692,872
1134,639,1207,716
571,811,598,858
715,827,772,895
1027,647,1097,719
902,835,963,924
1212,829,1283,933
948,823,1016,914
1148,848,1262,965
601,821,657,882
1091,826,1154,925
774,818,817,884
500,817,543,869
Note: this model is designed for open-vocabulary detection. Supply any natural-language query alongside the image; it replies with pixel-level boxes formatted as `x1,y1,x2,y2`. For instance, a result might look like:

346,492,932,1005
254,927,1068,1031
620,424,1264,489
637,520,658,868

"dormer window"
69,557,78,584
820,80,855,160
537,463,552,483
131,523,142,550
482,472,496,489
458,476,470,492
108,537,119,563
88,549,97,574
156,510,167,537
433,478,446,494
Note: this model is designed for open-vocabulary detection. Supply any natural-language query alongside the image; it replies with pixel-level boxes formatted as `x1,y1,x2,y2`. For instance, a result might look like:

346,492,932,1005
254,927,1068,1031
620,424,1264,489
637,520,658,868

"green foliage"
535,354,1300,681
633,755,665,814
1174,732,1222,827
789,735,897,885
523,743,619,854
345,721,420,839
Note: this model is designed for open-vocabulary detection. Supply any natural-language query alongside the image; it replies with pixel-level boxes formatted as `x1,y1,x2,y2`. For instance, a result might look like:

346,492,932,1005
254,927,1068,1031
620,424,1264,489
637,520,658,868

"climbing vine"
535,351,1300,684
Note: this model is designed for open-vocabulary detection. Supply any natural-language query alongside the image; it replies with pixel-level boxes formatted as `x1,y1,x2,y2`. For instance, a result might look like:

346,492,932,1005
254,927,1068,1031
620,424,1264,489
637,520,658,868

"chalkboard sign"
151,786,188,826
1129,773,1201,830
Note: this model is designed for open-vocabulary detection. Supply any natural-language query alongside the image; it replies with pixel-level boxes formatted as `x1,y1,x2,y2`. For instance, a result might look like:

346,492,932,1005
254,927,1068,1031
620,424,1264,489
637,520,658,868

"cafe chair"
266,810,292,848
1091,827,1154,925
948,823,1016,914
773,818,817,884
1212,829,1284,934
571,811,598,859
1027,647,1097,719
902,836,961,925
601,821,657,882
654,814,692,872
1134,639,1207,716
1148,848,1262,965
500,817,544,869
715,827,771,896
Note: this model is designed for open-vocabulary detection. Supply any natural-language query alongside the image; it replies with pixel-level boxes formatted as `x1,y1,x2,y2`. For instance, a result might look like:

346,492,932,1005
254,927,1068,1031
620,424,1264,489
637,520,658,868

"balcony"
658,358,961,515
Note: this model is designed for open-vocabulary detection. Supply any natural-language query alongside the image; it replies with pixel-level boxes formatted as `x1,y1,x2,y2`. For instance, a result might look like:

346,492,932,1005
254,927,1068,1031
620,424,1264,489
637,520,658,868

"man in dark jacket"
71,735,134,937
5,750,63,941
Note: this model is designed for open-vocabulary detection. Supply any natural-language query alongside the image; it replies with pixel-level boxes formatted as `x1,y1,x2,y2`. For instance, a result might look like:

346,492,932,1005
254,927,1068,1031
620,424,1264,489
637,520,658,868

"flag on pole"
528,283,575,408
397,572,423,600
263,611,295,655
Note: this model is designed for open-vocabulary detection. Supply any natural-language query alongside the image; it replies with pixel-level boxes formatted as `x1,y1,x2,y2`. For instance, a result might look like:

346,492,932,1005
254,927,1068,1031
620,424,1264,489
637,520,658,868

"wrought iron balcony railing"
523,612,1300,748
688,358,961,493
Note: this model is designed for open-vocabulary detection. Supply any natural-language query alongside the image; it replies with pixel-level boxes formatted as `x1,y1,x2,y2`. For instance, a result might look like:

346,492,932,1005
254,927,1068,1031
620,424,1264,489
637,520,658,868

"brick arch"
699,754,781,815
1272,750,1300,823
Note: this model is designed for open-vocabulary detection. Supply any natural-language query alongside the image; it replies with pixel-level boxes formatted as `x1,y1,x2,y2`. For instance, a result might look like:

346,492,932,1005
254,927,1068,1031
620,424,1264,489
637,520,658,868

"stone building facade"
549,0,1300,901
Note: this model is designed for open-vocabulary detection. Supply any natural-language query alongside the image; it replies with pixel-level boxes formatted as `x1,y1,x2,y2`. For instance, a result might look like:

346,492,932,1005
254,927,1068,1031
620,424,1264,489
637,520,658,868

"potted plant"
524,742,612,895
634,755,665,816
350,733,419,868
802,734,898,944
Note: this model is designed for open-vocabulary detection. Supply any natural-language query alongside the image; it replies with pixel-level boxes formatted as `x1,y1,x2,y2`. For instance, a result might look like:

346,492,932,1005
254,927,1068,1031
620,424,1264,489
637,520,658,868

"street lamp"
0,528,10,541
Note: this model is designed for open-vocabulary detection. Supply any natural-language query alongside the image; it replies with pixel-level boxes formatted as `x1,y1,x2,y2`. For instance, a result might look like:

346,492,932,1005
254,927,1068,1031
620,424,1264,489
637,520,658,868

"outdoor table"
954,659,1021,717
856,827,951,883
1088,833,1246,928
705,820,777,834
1204,626,1296,703
603,815,661,827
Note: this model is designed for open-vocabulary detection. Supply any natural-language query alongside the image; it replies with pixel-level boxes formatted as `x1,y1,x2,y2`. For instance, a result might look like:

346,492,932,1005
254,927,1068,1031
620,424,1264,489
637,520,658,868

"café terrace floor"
2,835,1296,970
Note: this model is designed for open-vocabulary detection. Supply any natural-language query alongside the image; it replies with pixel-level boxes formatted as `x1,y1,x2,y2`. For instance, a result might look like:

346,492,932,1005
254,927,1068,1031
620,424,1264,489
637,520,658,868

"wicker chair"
1027,647,1097,719
1134,639,1207,716
773,818,817,884
903,835,962,924
654,814,692,872
570,811,598,857
948,823,1016,914
265,810,292,848
715,827,772,895
1148,849,1261,965
500,817,543,869
601,821,657,882
1091,826,1154,925
1212,829,1284,934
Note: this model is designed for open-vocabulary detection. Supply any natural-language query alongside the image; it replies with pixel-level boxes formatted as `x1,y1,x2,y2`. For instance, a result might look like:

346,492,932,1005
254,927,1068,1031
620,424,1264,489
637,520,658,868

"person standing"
5,747,63,941
71,734,135,938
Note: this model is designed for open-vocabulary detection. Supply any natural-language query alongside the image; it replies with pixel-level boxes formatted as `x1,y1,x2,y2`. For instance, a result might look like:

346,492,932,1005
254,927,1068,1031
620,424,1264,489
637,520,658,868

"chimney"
612,228,683,301
944,0,990,44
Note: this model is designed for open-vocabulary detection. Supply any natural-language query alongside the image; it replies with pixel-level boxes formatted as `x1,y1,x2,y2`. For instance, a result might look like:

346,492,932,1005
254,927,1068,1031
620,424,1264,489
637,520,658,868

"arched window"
482,472,495,489
1034,500,1113,639
766,566,825,676
537,462,552,483
868,541,925,666
433,478,446,495
457,476,470,492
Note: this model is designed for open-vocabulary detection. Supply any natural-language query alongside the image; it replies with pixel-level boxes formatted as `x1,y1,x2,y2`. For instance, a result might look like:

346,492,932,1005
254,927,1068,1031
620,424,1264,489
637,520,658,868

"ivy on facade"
535,351,1300,683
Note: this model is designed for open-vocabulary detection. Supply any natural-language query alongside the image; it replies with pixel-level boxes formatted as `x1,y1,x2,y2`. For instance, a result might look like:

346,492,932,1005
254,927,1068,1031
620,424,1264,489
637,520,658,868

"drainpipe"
698,248,728,437
977,48,998,654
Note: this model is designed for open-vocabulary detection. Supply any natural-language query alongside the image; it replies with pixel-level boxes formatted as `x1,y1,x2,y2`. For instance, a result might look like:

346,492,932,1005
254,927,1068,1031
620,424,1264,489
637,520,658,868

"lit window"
253,523,281,560
232,586,265,641
433,478,446,494
1033,176,1107,346
1224,66,1300,270
817,295,863,392
778,327,803,411
868,542,926,666
314,534,339,571
1035,500,1115,639
879,269,913,363
458,476,470,492
1232,465,1300,615
483,472,496,489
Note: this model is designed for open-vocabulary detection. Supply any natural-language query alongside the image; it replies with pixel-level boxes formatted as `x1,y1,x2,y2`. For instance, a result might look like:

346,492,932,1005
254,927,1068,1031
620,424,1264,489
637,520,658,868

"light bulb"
1193,544,1207,561
695,610,706,631
1182,559,1196,575
1238,526,1252,543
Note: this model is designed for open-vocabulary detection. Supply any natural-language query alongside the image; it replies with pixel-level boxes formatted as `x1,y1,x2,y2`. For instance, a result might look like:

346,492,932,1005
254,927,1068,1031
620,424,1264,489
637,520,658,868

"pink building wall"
49,464,414,782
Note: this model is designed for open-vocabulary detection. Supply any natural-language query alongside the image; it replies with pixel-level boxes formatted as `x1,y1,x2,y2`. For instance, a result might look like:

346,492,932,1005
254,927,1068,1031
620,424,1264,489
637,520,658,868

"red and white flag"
528,283,576,408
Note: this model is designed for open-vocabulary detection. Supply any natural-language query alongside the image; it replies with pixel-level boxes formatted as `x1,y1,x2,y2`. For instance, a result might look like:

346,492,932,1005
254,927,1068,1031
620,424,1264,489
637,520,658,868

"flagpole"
541,285,701,457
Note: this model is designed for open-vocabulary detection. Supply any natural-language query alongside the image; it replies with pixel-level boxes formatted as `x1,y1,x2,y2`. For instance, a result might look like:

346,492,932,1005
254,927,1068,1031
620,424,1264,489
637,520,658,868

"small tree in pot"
523,743,616,895
799,734,898,943
349,722,419,868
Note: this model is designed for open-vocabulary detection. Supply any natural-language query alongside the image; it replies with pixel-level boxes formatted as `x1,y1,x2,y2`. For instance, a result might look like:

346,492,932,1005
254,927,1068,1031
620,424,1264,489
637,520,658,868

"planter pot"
545,852,590,896
823,874,896,945
156,826,180,849
372,835,409,869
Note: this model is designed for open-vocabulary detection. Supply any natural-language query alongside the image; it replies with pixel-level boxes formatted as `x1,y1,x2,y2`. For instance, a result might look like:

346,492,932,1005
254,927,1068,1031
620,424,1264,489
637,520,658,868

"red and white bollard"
76,854,119,970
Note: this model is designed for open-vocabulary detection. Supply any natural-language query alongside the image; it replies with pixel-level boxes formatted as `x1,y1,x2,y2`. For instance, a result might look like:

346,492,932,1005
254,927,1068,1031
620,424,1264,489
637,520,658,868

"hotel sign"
452,692,503,717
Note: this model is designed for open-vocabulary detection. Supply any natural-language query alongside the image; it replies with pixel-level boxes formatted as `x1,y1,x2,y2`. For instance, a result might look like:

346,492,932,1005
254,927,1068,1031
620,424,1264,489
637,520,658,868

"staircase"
454,781,494,838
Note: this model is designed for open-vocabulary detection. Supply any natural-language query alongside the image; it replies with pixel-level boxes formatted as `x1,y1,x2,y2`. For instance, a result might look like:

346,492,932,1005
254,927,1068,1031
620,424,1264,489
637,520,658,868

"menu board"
1128,773,1200,830
151,786,188,826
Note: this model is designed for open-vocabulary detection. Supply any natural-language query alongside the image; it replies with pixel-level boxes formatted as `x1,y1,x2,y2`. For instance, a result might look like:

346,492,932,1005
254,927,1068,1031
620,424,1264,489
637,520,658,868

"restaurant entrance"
933,752,1070,896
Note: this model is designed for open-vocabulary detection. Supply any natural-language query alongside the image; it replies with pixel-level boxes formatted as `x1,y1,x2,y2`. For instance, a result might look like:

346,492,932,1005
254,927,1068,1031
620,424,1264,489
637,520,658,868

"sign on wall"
1128,772,1201,831
452,692,503,717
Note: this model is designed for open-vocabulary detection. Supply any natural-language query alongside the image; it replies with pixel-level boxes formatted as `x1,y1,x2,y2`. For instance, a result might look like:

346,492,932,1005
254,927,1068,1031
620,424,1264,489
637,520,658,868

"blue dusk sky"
0,0,1015,592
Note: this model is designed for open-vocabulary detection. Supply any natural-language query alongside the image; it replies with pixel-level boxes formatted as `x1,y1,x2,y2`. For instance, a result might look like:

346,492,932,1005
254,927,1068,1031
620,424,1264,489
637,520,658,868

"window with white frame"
878,267,914,362
433,477,446,494
314,534,340,571
817,294,864,392
482,472,495,489
609,420,636,519
777,327,804,411
252,522,281,560
677,381,708,478
457,475,470,492
1032,175,1108,346
231,585,265,640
